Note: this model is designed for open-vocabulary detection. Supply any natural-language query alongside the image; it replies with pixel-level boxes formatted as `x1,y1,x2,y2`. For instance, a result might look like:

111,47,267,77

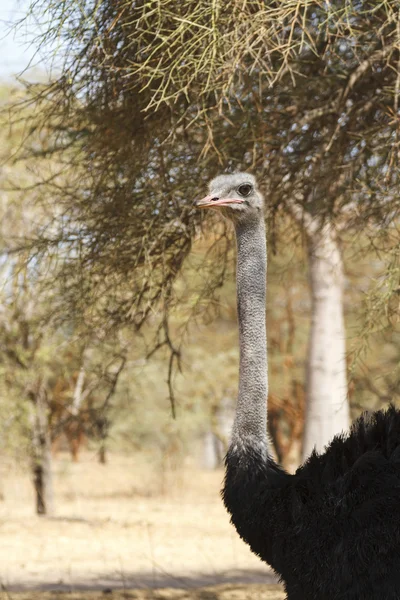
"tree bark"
302,222,350,459
98,443,107,465
31,385,54,515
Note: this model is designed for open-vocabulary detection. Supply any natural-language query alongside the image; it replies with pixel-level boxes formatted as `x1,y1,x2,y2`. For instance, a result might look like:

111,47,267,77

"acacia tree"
0,235,56,514
0,245,127,512
14,1,400,450
0,89,129,513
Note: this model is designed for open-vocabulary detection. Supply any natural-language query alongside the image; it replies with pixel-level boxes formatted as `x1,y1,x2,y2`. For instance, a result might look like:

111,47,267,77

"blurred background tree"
1,1,400,513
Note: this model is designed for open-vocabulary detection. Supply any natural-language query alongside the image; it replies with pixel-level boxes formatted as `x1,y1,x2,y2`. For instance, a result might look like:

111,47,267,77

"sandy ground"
0,585,286,600
0,453,282,596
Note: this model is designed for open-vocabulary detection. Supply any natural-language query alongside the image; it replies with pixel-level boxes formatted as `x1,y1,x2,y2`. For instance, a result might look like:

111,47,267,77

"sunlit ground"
0,452,283,598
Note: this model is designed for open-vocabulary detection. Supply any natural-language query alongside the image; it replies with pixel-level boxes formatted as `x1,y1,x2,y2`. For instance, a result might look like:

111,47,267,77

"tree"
288,208,349,456
0,86,128,513
13,1,400,445
0,246,57,515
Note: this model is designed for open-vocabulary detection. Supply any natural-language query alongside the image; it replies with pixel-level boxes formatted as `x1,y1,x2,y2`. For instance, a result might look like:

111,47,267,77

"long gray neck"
231,215,268,457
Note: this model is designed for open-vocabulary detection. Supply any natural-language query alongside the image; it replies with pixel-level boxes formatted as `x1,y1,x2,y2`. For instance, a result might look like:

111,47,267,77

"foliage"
11,1,399,349
0,1,396,437
0,88,127,472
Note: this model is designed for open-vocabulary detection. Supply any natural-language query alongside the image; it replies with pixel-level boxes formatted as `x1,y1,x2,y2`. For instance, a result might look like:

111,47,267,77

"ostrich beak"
194,195,244,209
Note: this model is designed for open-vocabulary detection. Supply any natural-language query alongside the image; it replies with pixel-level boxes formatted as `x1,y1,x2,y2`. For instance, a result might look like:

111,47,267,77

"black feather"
222,405,400,599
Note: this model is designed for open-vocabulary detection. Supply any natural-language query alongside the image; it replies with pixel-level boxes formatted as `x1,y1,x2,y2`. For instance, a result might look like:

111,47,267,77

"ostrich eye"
237,184,253,197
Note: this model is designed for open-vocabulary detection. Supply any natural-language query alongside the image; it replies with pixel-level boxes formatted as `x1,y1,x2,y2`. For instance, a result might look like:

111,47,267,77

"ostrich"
194,172,400,600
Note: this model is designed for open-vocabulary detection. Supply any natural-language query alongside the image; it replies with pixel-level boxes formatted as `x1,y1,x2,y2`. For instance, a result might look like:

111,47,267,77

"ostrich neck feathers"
231,216,269,459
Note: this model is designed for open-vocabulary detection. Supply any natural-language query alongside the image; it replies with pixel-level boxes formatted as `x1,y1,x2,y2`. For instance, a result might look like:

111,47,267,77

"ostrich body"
195,173,400,600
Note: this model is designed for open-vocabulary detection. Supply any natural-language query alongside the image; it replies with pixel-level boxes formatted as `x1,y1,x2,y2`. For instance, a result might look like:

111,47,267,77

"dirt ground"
0,453,283,598
0,585,286,600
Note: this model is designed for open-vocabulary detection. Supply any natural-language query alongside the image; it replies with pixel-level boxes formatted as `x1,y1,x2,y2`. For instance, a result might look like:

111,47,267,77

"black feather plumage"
223,405,400,599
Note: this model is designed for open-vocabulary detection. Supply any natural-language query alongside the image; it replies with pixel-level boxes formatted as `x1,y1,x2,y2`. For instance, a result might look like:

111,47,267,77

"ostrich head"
194,173,263,223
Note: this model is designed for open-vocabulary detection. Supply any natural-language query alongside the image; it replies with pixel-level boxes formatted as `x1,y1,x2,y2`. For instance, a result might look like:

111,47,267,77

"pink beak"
194,195,244,209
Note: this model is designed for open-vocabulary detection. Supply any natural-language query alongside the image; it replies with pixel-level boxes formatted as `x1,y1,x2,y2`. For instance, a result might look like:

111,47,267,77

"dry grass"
0,452,282,598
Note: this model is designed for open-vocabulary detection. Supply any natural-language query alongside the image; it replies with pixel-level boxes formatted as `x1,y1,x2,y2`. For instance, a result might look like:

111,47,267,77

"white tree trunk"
302,222,350,459
202,397,235,469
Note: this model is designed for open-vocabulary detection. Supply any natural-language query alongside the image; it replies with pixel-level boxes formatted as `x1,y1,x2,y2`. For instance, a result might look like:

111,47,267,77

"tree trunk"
98,443,107,465
96,415,109,465
31,385,54,515
302,222,350,459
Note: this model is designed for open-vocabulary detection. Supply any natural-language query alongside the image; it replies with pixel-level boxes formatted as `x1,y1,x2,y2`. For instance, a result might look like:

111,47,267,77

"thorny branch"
6,0,400,410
